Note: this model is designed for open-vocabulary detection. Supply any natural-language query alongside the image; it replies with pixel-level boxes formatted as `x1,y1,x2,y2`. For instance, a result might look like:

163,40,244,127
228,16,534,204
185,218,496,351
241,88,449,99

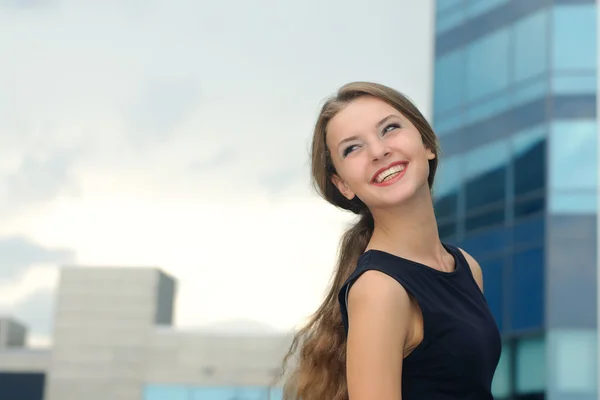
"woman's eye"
383,123,401,134
343,145,359,157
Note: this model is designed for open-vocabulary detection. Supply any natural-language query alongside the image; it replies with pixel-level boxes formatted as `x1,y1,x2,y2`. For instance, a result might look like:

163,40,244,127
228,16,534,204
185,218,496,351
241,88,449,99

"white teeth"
375,164,405,183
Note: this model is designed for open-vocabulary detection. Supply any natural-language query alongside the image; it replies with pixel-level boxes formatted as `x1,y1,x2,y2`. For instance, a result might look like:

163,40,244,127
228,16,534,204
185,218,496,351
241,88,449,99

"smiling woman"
280,82,501,400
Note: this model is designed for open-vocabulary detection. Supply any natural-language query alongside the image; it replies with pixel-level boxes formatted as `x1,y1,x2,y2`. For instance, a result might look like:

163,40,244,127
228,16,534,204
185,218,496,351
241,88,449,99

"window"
434,156,460,219
516,336,546,395
514,196,545,219
191,387,270,400
479,258,503,330
512,216,542,253
491,343,512,399
553,74,597,95
438,219,457,240
548,330,597,394
436,7,466,33
510,248,544,331
553,5,597,70
465,92,511,126
511,76,548,107
144,385,189,400
466,0,509,19
550,191,597,214
463,139,509,210
434,49,465,115
144,385,274,400
512,125,546,197
460,226,509,259
550,121,597,191
437,0,464,14
465,208,505,233
466,28,510,102
514,10,548,82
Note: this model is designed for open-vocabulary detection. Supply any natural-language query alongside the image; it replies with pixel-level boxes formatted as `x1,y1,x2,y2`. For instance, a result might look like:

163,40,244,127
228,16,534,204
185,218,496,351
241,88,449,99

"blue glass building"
433,1,597,399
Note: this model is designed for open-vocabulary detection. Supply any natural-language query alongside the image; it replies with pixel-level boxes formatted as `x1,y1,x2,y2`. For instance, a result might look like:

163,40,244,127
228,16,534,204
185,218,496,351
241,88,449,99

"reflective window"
437,0,464,14
466,0,509,19
434,49,465,114
465,208,505,233
514,196,545,220
550,191,597,214
145,385,189,400
479,258,503,330
511,125,546,196
492,343,512,398
553,74,597,95
144,385,274,400
438,220,457,240
510,248,544,331
514,10,548,82
460,226,509,259
548,330,597,394
516,336,546,394
512,216,544,245
434,156,460,219
191,387,270,399
553,5,597,70
466,28,510,102
434,112,463,137
463,139,509,210
436,8,466,33
465,93,510,126
511,76,548,107
550,121,597,191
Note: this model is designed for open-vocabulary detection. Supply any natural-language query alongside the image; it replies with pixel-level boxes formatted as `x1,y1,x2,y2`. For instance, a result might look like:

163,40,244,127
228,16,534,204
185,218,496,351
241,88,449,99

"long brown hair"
280,82,440,400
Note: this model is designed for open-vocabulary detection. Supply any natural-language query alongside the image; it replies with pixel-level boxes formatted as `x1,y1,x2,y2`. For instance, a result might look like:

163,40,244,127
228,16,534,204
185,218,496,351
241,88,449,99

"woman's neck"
367,186,447,264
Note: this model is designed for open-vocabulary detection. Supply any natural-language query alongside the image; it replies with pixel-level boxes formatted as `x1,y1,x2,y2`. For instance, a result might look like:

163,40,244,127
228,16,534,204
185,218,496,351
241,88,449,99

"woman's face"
326,96,435,212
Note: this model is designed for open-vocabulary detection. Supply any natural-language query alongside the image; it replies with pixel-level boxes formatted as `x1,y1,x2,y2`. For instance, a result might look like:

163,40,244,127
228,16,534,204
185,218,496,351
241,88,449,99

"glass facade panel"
516,336,546,394
553,5,597,70
144,385,189,400
550,191,597,215
479,258,503,330
513,216,544,246
434,156,460,219
464,93,510,126
436,8,466,33
461,226,509,259
550,121,597,191
466,28,510,102
491,343,512,398
553,74,597,95
548,330,597,395
466,0,509,19
434,49,465,115
144,385,276,400
437,0,463,13
514,10,548,82
511,76,548,107
463,139,509,210
465,207,504,232
510,247,544,330
511,125,546,197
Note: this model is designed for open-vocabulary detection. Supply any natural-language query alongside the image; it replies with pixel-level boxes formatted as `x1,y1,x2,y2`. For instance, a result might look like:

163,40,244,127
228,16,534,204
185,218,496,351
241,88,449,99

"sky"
0,0,434,347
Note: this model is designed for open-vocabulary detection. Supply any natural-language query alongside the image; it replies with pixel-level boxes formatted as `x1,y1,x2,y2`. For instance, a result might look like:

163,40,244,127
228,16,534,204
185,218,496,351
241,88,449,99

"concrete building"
0,266,291,400
433,1,598,399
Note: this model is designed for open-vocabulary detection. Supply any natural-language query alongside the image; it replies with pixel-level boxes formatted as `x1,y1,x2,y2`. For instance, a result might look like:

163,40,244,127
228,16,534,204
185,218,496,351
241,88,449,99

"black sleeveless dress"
338,243,502,399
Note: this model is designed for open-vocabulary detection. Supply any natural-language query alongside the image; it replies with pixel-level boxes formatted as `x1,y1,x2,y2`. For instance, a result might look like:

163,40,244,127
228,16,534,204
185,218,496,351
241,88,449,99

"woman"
280,82,501,399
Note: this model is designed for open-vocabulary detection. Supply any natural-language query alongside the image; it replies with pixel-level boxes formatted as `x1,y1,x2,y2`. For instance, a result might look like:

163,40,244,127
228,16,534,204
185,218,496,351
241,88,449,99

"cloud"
0,237,74,279
125,79,200,145
5,290,55,338
5,150,79,207
0,263,59,308
0,0,55,9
